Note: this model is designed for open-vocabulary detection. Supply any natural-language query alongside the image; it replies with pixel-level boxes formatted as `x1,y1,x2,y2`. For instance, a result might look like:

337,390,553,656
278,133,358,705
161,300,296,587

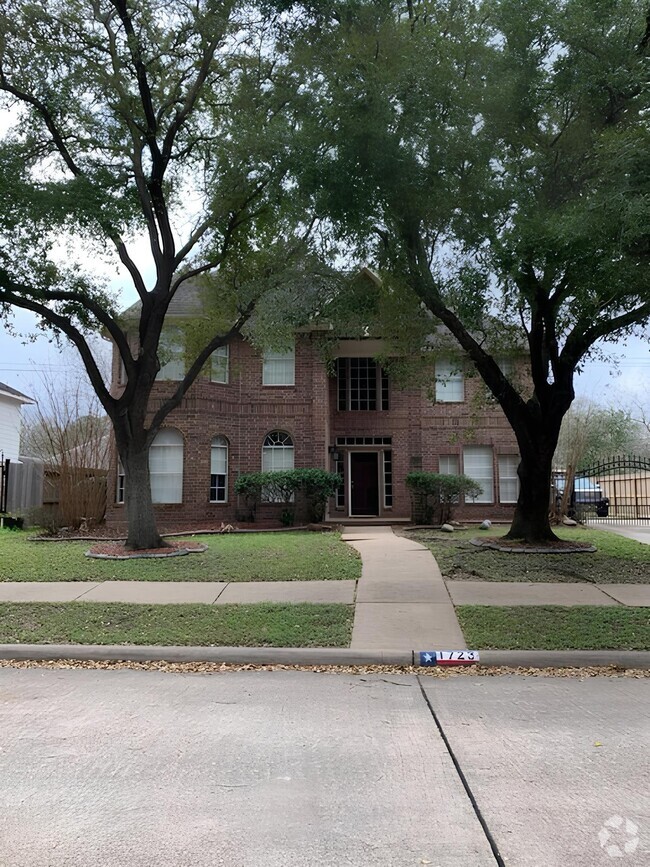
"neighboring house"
0,381,43,516
0,381,35,462
105,287,522,530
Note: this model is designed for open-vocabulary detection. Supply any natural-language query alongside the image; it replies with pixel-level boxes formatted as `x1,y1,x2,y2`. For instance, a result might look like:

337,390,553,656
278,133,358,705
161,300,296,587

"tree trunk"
506,441,559,543
121,445,166,550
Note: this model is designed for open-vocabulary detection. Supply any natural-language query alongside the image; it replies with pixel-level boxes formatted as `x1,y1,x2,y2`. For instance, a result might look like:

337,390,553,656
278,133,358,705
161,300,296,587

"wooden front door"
350,452,379,516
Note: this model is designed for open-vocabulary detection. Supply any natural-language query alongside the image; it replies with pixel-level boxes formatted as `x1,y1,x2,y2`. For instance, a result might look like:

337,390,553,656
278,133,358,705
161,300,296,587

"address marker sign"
418,651,479,666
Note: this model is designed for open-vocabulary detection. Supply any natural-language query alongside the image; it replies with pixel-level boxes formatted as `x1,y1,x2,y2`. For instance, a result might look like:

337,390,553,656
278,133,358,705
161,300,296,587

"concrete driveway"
0,668,647,866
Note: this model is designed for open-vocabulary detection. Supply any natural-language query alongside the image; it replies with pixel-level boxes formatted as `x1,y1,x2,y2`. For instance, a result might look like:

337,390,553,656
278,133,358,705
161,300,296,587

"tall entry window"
337,358,389,411
210,436,229,502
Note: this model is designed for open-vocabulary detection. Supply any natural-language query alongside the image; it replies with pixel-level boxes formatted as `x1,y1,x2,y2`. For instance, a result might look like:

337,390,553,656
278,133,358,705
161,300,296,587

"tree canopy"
0,0,330,547
284,0,650,541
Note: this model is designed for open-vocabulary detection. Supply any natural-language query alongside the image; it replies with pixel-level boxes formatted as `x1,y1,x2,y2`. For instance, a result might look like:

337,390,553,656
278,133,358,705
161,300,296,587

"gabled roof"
120,283,204,320
0,381,35,405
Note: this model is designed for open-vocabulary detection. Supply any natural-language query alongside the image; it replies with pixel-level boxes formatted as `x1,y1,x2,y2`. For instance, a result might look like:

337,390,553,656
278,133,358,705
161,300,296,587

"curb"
0,645,649,669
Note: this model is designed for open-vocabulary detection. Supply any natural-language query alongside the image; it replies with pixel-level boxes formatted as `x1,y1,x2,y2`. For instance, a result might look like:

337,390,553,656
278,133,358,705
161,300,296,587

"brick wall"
106,333,521,531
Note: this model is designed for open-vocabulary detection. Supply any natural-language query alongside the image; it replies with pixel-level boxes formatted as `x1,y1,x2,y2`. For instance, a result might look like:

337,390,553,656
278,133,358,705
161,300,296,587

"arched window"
210,436,229,503
262,431,294,472
149,429,183,503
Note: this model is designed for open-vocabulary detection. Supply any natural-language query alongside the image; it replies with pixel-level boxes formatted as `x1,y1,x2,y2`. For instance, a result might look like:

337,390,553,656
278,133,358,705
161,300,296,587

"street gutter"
0,644,649,669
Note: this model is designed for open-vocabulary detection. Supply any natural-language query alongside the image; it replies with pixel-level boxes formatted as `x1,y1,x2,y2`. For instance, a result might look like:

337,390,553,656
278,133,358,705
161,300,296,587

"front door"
350,452,379,516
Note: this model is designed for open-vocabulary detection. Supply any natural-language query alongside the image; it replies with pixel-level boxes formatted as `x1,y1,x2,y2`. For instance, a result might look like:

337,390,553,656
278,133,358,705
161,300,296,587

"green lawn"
0,601,354,646
403,526,650,584
457,605,650,650
0,530,361,582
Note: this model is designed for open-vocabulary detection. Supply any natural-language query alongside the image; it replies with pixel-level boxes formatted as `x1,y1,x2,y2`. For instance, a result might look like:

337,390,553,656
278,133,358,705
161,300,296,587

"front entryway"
350,452,379,516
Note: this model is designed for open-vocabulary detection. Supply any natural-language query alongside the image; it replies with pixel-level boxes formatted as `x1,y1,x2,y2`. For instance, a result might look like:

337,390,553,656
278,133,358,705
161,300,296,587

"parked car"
555,475,609,517
555,476,605,504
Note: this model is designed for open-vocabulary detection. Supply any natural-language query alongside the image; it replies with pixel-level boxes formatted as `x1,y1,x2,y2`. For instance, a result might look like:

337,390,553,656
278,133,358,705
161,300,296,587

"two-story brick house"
105,290,522,531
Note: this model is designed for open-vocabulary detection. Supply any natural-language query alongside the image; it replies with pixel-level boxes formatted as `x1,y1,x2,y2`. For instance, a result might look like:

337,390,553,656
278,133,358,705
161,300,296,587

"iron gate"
574,456,650,525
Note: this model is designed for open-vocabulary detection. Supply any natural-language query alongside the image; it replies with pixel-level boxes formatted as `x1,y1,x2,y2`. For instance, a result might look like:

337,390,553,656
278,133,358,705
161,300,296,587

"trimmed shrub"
406,472,483,525
234,469,342,523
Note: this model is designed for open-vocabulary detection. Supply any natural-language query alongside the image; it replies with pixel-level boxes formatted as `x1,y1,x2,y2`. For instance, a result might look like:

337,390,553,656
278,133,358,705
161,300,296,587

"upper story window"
486,356,515,402
262,343,295,386
337,358,389,411
211,345,229,384
435,358,464,402
156,332,185,381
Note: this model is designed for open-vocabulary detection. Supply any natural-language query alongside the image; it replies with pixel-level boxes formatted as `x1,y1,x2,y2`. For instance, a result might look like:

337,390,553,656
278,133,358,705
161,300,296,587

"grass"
0,530,361,583
457,605,650,650
403,526,650,584
0,602,354,647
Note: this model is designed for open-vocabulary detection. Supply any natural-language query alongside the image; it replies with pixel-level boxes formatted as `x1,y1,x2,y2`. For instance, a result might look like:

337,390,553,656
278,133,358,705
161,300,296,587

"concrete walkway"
342,525,466,651
596,523,650,545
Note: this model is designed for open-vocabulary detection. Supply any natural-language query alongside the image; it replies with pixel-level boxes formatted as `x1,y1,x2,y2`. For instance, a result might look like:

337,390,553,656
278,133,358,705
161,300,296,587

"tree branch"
0,288,115,414
0,76,81,177
562,300,650,369
147,300,255,438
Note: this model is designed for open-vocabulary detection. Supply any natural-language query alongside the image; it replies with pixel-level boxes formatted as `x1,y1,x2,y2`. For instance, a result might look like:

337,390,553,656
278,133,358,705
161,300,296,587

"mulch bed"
471,538,596,554
85,540,208,560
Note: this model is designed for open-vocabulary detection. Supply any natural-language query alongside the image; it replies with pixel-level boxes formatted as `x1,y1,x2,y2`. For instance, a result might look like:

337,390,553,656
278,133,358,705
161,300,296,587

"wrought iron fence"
561,456,650,525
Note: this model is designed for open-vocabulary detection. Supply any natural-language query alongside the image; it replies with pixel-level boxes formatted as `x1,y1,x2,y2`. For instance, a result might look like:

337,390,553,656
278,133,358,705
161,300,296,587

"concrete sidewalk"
0,580,356,605
446,580,650,606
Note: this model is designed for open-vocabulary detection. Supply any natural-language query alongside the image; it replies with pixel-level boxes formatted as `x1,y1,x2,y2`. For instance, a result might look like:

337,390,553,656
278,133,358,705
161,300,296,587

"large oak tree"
0,0,322,548
286,0,650,541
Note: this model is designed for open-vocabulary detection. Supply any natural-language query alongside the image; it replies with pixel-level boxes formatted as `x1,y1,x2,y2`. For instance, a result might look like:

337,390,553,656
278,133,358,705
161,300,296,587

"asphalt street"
0,668,648,867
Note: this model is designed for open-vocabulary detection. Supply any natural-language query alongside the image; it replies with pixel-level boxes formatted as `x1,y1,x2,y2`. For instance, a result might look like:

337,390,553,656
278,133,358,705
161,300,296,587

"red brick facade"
106,333,520,531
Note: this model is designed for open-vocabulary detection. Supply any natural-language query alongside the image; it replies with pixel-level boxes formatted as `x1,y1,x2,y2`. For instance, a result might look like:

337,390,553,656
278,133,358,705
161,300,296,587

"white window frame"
156,332,185,381
210,436,229,503
435,358,464,402
262,431,294,502
438,455,460,475
498,454,520,503
211,345,229,384
463,446,494,503
262,431,294,472
262,343,295,386
149,429,184,504
116,459,125,503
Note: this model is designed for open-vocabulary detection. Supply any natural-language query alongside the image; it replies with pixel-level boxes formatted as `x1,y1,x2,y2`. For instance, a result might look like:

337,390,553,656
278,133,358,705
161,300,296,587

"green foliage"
457,606,650,651
404,526,650,583
0,602,354,647
235,469,342,523
405,472,483,525
0,529,361,582
283,0,650,542
0,0,337,548
555,399,648,470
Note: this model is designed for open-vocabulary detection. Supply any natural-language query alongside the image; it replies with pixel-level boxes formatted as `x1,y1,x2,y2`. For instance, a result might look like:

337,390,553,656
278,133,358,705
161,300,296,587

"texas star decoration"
418,651,480,666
